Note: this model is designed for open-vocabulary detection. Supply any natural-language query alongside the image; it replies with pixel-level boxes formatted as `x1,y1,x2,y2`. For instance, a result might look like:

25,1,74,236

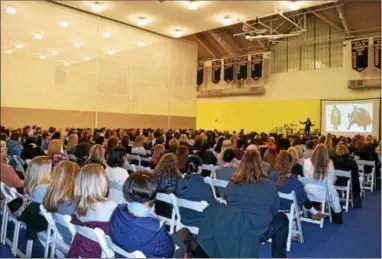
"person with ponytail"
176,155,216,228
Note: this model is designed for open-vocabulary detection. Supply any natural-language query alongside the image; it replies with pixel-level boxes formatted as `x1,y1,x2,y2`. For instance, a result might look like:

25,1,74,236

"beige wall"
1,1,197,129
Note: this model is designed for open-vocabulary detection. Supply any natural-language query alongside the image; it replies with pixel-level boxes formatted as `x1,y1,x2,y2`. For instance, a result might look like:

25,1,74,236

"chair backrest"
53,213,76,242
108,181,126,204
74,225,114,258
204,177,229,188
0,182,19,200
68,154,77,161
155,193,177,234
335,170,351,179
128,155,141,165
125,164,137,173
202,164,214,172
12,155,25,173
136,165,152,173
356,159,375,167
145,150,151,155
278,190,298,213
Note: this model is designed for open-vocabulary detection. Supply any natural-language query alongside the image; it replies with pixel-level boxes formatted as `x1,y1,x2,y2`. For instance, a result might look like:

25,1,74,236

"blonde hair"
219,140,232,158
311,144,330,180
294,145,304,159
43,160,80,212
134,136,145,148
74,164,109,216
25,156,52,195
47,139,62,157
325,136,333,150
67,134,78,151
169,138,179,150
287,147,299,164
86,144,106,166
179,134,188,143
336,144,349,156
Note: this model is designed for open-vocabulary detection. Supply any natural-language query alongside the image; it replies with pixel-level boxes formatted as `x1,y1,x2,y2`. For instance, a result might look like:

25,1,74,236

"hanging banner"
374,37,381,70
351,39,369,72
211,60,221,84
197,62,204,86
237,56,248,81
224,58,234,83
251,54,263,80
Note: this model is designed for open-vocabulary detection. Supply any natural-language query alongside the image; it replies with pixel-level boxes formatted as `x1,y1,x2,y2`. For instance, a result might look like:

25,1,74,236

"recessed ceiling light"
64,61,71,66
34,33,43,40
222,16,233,26
15,43,23,49
60,20,69,28
136,17,148,27
187,1,198,10
173,29,183,38
137,41,145,47
6,7,16,15
52,50,59,55
91,2,104,13
102,32,111,38
286,1,301,10
73,42,82,48
84,56,91,61
107,49,115,55
5,50,12,54
39,55,46,60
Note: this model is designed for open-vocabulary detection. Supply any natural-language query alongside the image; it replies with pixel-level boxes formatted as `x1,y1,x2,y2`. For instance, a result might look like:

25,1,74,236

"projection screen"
321,98,381,137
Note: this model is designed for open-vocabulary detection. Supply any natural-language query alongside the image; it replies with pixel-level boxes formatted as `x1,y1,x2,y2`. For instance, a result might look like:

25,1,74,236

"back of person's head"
169,138,179,150
107,136,119,153
306,140,314,150
275,151,293,186
120,135,130,150
25,156,52,195
220,139,232,154
51,131,61,140
0,133,7,141
236,139,245,150
179,134,188,144
134,135,145,148
123,171,157,204
95,135,105,145
319,135,326,144
186,155,203,175
10,131,21,142
214,137,225,153
294,145,304,159
43,160,80,212
222,148,236,163
74,163,108,216
152,144,165,164
87,144,106,166
231,149,266,184
154,153,181,178
311,144,330,180
263,148,277,169
277,138,291,152
67,134,79,151
47,139,62,157
176,145,189,170
336,143,349,157
287,147,299,164
107,145,127,168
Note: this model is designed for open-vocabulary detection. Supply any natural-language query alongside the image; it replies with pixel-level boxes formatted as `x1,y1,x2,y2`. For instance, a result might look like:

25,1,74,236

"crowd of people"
0,125,380,258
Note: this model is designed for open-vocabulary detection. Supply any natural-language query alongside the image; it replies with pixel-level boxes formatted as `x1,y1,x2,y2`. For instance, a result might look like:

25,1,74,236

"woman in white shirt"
131,135,147,156
105,146,129,185
300,144,342,224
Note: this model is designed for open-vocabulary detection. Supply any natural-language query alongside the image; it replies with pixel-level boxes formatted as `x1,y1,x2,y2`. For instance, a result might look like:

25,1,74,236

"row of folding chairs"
128,154,152,167
355,159,377,195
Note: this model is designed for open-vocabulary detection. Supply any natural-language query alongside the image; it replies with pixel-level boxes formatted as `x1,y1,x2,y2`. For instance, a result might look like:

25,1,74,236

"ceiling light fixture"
91,1,104,13
73,42,82,48
6,7,16,15
5,50,12,54
52,50,59,55
102,32,111,38
107,49,115,55
187,1,198,10
64,61,71,66
15,43,23,49
173,29,183,38
137,41,145,47
39,55,46,60
286,1,301,11
34,33,43,40
222,16,233,26
84,56,91,61
60,20,69,28
136,17,148,27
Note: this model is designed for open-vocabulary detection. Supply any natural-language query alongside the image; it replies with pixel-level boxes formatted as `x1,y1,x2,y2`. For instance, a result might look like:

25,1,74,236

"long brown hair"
154,153,181,178
263,148,277,169
176,146,189,170
231,149,267,184
311,144,330,180
43,160,80,212
152,144,165,164
275,151,293,186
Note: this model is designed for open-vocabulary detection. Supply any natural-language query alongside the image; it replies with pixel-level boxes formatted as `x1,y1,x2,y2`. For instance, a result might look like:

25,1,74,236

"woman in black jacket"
333,144,362,208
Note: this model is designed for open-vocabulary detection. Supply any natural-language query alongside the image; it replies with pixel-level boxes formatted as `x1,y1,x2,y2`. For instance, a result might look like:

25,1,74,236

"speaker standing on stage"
300,118,315,136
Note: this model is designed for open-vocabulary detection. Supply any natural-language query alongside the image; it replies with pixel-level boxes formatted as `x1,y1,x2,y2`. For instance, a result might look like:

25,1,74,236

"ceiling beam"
311,11,342,31
336,6,351,36
207,30,237,57
192,34,219,59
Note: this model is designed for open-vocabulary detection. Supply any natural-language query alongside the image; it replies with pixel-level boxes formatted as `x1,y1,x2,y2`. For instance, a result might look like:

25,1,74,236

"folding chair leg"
345,188,350,212
295,212,304,244
26,240,34,258
0,209,7,244
286,217,292,252
12,221,21,256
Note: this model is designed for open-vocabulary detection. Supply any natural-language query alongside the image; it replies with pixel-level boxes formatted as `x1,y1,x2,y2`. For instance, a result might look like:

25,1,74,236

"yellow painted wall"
197,99,321,133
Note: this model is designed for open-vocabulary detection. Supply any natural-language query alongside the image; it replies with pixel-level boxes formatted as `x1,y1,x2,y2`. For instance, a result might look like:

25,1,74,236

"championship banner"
223,58,234,83
197,62,204,86
251,54,263,80
374,37,381,70
351,39,369,72
211,60,221,84
237,56,248,81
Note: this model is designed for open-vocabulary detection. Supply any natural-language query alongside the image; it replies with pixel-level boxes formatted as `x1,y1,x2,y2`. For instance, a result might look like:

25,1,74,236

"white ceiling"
55,1,333,37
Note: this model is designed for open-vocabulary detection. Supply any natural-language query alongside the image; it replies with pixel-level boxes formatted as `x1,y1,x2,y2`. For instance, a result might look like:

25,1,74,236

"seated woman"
269,151,324,220
287,147,304,177
1,141,24,190
176,155,216,227
179,134,193,154
86,144,107,168
196,143,217,171
224,149,288,258
176,146,189,174
166,138,179,154
150,144,165,169
263,148,277,174
110,171,207,258
216,148,237,181
20,137,45,160
43,160,80,215
332,143,362,208
47,139,68,167
301,144,342,224
66,134,78,155
25,156,52,203
67,164,117,258
131,136,146,156
106,146,129,185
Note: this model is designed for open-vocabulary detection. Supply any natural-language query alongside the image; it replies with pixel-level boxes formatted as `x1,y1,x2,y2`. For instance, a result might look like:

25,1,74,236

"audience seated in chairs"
0,140,24,190
20,137,45,160
85,144,107,168
47,139,68,167
7,130,23,157
66,134,78,155
287,147,304,177
176,146,189,174
106,145,129,185
216,148,237,181
132,135,147,156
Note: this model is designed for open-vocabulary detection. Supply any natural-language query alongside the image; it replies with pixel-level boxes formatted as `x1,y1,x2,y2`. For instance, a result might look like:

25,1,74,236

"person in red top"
0,141,24,189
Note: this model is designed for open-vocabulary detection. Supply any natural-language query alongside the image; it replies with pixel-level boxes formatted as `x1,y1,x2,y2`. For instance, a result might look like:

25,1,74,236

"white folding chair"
12,155,25,174
155,193,177,234
145,150,151,156
128,155,141,166
170,195,208,235
108,181,126,205
74,225,114,258
202,164,215,177
24,159,32,166
278,191,304,252
356,159,376,193
51,213,75,258
136,165,152,173
67,154,76,161
140,156,152,166
125,164,137,173
204,177,228,204
334,170,353,212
